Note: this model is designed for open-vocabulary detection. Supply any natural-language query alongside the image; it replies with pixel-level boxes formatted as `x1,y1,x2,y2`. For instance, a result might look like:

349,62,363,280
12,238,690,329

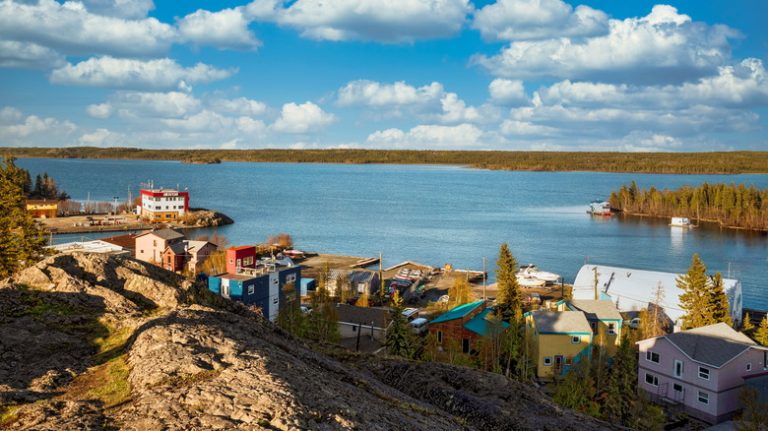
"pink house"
637,323,768,424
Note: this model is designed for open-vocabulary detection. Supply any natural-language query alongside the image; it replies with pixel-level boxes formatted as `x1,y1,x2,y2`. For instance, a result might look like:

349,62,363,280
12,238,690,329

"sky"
0,0,766,151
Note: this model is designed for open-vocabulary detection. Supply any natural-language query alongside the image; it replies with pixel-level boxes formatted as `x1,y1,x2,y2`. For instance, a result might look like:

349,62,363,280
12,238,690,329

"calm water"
17,158,768,310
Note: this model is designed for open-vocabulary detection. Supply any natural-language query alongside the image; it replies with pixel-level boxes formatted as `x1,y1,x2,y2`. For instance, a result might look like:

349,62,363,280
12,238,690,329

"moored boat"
587,200,612,216
670,217,694,228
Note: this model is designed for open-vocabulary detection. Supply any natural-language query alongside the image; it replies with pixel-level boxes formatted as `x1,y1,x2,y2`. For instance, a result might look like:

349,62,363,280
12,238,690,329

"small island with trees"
609,181,768,231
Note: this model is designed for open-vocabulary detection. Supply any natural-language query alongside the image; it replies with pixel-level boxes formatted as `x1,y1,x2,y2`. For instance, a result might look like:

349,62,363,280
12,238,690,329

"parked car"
402,307,419,321
409,317,429,335
628,317,641,329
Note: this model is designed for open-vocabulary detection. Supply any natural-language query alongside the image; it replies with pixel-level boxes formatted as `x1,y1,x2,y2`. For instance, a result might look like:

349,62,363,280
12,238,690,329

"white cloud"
0,107,77,146
81,0,155,19
0,0,176,57
106,91,202,118
500,120,557,136
49,56,235,89
178,7,261,50
488,79,527,105
272,102,336,133
86,103,113,119
78,127,125,146
473,0,608,41
439,93,481,123
337,80,444,107
209,97,268,116
250,0,472,43
366,123,486,148
0,40,66,69
472,5,737,82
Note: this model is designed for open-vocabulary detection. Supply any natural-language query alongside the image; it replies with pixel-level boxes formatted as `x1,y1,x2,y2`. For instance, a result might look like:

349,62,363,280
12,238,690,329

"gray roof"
532,311,592,334
141,228,184,241
336,304,390,329
349,270,376,284
165,242,187,255
664,323,757,368
569,300,623,321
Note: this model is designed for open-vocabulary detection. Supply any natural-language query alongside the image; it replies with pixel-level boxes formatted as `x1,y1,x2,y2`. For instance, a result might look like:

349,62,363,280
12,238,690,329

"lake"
16,158,768,310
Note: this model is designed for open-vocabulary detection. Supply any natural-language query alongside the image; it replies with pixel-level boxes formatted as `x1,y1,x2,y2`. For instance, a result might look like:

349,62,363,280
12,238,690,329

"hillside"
0,253,620,430
6,147,768,174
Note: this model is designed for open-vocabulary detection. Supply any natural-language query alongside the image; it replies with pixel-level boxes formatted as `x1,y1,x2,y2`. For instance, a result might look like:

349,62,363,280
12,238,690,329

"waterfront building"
429,300,509,354
572,264,743,330
637,323,767,424
138,188,189,222
525,310,593,379
336,304,391,342
327,269,380,297
226,245,257,273
135,228,185,264
25,199,58,218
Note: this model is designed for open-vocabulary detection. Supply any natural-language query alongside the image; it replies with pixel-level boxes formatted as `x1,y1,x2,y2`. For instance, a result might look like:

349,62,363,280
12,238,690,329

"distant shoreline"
5,147,768,175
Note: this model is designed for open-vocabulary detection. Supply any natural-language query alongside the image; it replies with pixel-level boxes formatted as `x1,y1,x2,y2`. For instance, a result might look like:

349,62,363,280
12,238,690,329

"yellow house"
567,299,623,355
26,200,58,218
526,311,593,379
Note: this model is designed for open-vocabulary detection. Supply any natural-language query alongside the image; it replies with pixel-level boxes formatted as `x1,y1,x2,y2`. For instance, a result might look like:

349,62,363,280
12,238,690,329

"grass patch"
92,322,133,365
0,405,20,426
87,356,131,408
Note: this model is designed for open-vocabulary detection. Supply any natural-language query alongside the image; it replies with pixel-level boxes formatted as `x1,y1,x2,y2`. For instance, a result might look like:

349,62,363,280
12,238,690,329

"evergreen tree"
448,275,472,308
742,312,755,334
0,156,47,278
385,292,415,358
553,359,599,417
678,254,714,329
306,265,340,344
496,243,522,321
709,272,732,326
276,282,306,337
737,387,768,431
755,316,768,346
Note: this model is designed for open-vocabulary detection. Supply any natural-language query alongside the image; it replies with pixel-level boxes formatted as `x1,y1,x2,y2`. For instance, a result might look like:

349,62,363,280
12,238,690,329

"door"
555,355,564,374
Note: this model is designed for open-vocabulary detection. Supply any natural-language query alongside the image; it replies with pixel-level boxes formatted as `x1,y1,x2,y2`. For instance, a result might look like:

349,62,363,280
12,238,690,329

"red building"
428,300,509,354
162,243,187,272
139,188,190,222
226,246,257,274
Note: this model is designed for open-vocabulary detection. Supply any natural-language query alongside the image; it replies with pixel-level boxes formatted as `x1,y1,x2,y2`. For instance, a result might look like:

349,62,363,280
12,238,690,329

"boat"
517,264,561,285
517,275,546,288
670,217,694,228
587,200,612,216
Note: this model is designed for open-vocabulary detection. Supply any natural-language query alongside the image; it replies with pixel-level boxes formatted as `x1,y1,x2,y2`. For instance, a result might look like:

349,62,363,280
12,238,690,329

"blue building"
208,265,301,322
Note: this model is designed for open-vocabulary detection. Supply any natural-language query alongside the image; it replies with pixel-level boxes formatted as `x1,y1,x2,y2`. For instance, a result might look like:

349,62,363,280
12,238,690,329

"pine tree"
678,254,714,329
709,272,732,326
0,156,47,278
385,292,415,358
355,292,369,307
276,283,306,337
755,316,768,346
553,359,599,417
496,243,522,321
306,265,340,344
742,312,755,334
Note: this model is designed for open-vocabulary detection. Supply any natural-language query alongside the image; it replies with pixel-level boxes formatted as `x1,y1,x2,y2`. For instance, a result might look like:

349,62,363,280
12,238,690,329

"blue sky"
0,0,766,151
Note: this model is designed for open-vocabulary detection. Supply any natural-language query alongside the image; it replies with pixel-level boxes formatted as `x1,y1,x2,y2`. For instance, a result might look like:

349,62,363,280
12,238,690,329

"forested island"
5,147,768,174
609,182,768,231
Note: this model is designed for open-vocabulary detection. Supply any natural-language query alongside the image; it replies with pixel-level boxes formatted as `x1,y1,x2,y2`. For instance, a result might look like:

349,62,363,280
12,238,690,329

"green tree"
448,275,472,308
0,156,47,278
755,316,768,346
496,243,522,321
276,282,307,337
737,386,768,431
678,254,714,329
553,359,600,417
306,265,340,344
709,272,732,326
385,293,415,358
355,292,369,307
743,312,755,334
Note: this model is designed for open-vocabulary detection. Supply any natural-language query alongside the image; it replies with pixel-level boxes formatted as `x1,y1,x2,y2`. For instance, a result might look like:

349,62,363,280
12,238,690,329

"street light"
112,196,119,214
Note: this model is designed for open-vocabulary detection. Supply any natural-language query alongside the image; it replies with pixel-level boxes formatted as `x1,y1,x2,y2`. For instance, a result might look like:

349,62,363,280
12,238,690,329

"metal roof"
335,304,390,329
430,300,486,324
531,311,592,334
568,299,623,321
463,309,510,337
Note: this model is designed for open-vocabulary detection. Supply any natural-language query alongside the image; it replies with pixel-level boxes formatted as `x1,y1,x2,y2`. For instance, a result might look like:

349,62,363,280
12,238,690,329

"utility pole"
593,266,599,301
482,256,487,300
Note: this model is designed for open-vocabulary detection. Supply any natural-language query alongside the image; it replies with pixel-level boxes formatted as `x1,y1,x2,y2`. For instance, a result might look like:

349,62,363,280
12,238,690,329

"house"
300,278,316,296
135,228,185,264
208,262,301,322
526,310,593,379
101,233,139,257
572,264,743,330
161,242,187,272
47,240,129,256
567,299,623,354
637,322,768,424
226,245,257,273
26,199,58,218
184,240,217,273
327,269,380,297
336,304,391,342
428,300,509,354
138,188,189,222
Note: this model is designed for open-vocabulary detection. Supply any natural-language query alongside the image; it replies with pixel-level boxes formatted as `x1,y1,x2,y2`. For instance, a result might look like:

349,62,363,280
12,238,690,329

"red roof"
228,245,256,251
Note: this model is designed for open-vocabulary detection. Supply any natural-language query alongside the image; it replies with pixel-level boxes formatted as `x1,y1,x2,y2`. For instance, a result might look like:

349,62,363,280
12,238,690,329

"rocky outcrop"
0,253,620,430
182,209,234,227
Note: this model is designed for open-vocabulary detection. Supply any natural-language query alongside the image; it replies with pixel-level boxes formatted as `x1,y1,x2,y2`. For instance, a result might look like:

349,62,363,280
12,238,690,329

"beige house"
135,228,185,264
184,240,217,273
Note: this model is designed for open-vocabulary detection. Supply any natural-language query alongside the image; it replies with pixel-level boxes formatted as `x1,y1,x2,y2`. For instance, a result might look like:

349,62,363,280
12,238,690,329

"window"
747,363,752,372
674,360,684,378
248,285,255,295
273,297,279,305
153,240,157,247
698,366,710,380
286,274,296,283
607,323,616,335
571,336,581,344
437,331,443,344
544,357,553,366
673,383,683,392
352,325,357,332
646,351,660,363
462,339,470,353
645,373,659,387
698,391,709,404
